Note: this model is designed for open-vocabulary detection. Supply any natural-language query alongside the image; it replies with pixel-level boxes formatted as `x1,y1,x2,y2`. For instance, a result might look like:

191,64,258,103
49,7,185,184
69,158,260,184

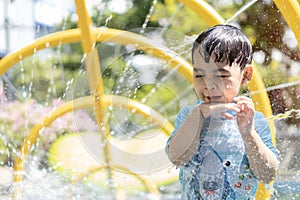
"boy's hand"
233,96,255,135
199,102,241,119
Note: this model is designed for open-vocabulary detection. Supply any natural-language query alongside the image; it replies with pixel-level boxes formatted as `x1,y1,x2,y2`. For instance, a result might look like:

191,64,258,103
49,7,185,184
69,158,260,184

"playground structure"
0,0,300,199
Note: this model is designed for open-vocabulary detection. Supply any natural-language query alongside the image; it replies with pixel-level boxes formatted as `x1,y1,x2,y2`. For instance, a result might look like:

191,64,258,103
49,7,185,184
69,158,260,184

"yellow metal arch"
13,94,174,182
0,28,193,82
274,0,300,46
178,0,225,25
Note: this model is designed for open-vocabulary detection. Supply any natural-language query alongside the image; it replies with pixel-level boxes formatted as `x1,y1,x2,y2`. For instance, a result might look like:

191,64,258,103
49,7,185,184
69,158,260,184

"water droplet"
105,15,113,26
159,186,166,191
81,54,86,63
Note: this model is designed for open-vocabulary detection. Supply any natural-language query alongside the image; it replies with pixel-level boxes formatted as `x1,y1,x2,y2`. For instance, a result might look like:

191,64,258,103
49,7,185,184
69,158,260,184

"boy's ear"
241,65,253,85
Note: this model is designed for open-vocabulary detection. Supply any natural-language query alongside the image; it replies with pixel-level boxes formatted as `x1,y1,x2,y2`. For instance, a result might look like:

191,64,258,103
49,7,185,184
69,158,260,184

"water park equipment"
0,0,300,199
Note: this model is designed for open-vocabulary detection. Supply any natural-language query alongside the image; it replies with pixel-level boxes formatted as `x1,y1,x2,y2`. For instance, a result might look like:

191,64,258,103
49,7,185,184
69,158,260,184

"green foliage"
135,83,180,120
90,0,160,30
152,0,209,35
0,138,9,165
257,63,288,87
11,54,81,102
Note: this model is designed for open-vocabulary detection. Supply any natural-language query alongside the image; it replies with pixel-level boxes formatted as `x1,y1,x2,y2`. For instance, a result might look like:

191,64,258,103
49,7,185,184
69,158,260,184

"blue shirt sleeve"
254,112,278,157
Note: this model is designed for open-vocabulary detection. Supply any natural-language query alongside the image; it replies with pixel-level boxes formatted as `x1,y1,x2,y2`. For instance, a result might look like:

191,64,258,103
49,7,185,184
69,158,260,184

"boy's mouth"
206,96,223,102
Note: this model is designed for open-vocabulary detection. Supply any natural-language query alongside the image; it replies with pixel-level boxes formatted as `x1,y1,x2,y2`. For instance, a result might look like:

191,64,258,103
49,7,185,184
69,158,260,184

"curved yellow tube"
0,28,193,83
91,28,194,82
13,95,174,182
178,0,225,26
0,29,81,76
274,0,300,46
74,0,101,92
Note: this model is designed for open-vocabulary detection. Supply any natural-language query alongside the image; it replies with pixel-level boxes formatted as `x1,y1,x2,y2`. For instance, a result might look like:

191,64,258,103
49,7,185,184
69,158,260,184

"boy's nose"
203,79,217,90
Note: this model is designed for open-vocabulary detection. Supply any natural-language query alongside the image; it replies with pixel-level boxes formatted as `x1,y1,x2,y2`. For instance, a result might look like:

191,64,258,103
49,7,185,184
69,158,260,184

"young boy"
166,24,279,199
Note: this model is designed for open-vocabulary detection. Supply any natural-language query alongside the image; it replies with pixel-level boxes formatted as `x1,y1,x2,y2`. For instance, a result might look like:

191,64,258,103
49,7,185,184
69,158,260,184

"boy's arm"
234,96,279,184
167,105,203,166
242,128,279,184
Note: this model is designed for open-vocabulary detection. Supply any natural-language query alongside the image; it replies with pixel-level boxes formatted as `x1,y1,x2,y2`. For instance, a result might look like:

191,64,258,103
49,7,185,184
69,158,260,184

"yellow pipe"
0,29,81,76
74,0,101,92
0,28,193,82
273,0,300,46
248,66,276,145
74,0,94,54
103,95,174,134
13,95,174,182
91,28,194,83
94,69,114,194
13,96,91,182
248,66,277,199
178,0,225,26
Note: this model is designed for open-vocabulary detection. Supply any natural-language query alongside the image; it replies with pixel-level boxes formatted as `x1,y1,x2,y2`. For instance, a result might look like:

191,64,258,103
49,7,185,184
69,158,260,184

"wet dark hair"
192,24,252,70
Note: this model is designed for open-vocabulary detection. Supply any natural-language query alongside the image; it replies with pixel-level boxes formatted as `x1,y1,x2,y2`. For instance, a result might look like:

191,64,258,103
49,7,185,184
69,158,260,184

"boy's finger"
225,112,234,120
234,96,251,101
234,99,253,107
225,103,241,112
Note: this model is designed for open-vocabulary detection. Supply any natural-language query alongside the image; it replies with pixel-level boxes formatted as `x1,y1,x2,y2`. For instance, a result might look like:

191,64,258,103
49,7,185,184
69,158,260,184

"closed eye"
194,74,204,78
216,75,230,78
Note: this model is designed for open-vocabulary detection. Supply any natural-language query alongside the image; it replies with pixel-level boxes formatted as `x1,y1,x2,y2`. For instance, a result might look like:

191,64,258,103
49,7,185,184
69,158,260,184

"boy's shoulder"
253,111,268,123
254,111,265,118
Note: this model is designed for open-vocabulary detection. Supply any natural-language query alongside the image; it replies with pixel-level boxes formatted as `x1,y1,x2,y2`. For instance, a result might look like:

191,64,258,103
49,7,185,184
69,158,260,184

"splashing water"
1,0,300,199
243,80,300,97
140,0,158,34
225,0,259,23
268,109,300,121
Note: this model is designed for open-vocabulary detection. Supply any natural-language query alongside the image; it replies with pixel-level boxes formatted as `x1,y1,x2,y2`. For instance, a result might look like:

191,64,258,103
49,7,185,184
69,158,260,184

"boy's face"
193,51,251,103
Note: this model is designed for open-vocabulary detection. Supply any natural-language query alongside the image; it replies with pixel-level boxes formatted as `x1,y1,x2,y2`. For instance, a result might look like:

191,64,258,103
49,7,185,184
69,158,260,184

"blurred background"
0,0,299,199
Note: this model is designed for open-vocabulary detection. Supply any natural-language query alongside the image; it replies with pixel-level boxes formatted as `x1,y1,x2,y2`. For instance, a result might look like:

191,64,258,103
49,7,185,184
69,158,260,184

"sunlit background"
0,0,300,199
